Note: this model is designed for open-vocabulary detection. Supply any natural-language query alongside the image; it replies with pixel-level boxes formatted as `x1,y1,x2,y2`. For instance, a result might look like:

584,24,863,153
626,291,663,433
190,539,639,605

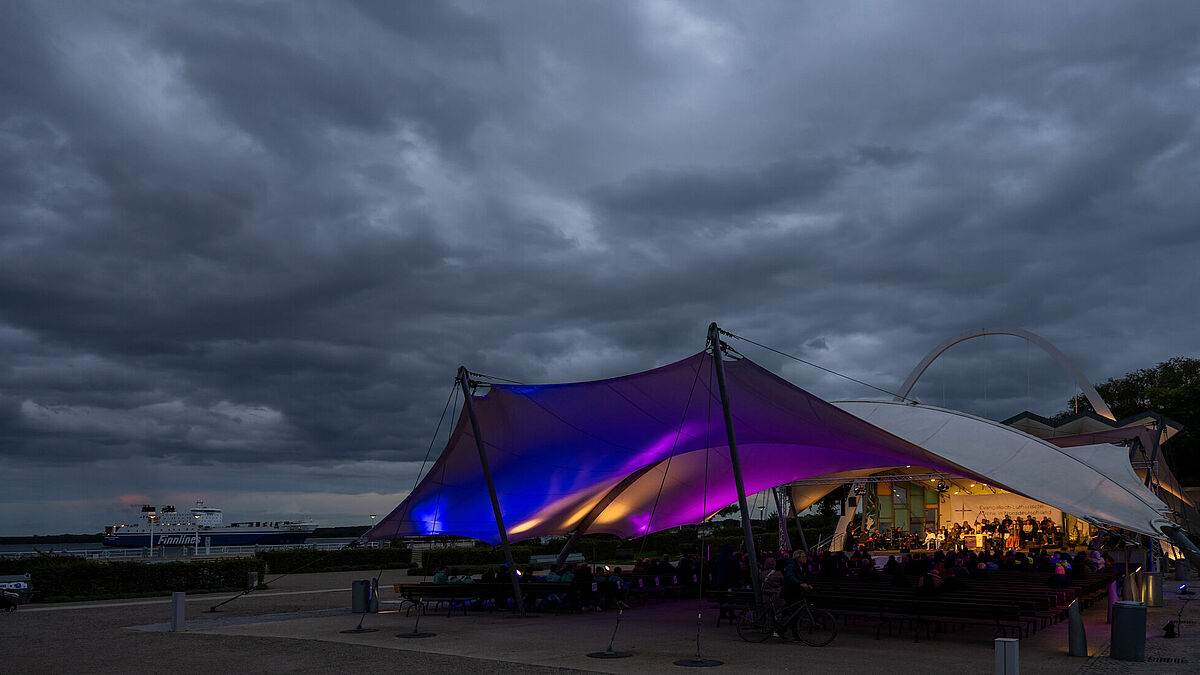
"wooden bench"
702,589,754,626
812,574,1073,633
393,581,578,614
809,591,1033,641
393,582,486,615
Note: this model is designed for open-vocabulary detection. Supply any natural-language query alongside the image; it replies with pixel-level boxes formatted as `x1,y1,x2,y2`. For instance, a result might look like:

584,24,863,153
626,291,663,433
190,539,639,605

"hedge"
254,546,413,574
416,532,793,571
421,546,533,571
0,554,266,602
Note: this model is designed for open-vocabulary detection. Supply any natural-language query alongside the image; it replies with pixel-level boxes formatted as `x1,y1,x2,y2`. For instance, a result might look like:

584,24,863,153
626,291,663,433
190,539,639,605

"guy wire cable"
719,328,913,402
637,351,706,560
210,379,461,613
427,380,461,541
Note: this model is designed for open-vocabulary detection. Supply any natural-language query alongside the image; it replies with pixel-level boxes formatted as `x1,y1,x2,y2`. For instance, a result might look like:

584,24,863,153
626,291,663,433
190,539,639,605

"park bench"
701,588,754,626
393,581,577,615
393,582,484,616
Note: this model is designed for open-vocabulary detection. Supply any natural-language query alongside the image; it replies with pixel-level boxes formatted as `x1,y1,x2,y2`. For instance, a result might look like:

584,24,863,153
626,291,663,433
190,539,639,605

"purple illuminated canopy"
366,351,991,544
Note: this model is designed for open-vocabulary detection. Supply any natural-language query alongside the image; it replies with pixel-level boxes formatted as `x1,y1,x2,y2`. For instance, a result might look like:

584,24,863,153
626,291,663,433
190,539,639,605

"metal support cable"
636,355,706,558
466,370,526,385
719,328,912,401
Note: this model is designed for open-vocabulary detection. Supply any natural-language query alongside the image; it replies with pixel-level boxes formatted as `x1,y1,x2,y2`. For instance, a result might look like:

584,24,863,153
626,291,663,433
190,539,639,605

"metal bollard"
1138,572,1162,607
1123,573,1140,602
1174,559,1190,581
994,637,1019,675
351,579,372,613
170,592,186,632
1110,601,1146,662
1106,581,1119,624
1067,599,1087,656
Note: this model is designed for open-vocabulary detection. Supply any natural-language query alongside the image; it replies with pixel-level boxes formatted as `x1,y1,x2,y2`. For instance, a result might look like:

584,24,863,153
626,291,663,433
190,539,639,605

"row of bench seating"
702,570,1114,642
393,573,691,615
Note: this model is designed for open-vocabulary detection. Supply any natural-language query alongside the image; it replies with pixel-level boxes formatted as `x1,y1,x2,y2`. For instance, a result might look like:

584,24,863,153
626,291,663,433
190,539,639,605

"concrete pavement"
2,569,1197,674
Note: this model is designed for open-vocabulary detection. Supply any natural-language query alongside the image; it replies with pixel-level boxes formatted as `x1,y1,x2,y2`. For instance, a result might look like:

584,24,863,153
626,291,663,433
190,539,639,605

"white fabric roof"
835,400,1178,539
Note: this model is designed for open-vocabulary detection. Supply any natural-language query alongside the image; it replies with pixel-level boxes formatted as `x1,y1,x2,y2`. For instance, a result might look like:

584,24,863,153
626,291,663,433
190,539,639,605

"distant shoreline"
0,525,371,546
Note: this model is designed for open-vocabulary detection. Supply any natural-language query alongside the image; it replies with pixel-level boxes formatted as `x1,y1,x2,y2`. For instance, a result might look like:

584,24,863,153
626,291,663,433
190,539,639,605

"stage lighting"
935,481,948,493
1179,583,1194,595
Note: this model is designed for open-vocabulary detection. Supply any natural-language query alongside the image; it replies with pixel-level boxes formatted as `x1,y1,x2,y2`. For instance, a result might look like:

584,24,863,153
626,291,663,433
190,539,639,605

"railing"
0,540,380,561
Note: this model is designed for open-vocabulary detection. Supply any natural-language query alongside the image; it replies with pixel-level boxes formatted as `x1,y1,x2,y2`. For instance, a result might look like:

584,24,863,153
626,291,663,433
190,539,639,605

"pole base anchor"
587,650,632,659
674,659,722,667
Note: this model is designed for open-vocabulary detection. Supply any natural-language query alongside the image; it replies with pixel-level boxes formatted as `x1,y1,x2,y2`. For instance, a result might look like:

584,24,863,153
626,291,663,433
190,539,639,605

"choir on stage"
922,515,1062,551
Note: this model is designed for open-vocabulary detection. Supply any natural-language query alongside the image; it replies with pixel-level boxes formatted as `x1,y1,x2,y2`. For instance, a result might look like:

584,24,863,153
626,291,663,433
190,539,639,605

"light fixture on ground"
396,600,435,639
586,609,632,659
673,611,721,667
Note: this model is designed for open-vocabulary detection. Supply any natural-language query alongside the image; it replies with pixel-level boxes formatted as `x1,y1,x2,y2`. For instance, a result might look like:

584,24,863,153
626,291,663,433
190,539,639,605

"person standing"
760,558,784,609
714,544,739,623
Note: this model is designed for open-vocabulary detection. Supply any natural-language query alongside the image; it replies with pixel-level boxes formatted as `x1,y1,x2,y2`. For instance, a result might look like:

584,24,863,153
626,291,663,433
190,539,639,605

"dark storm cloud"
591,156,849,220
3,1,1200,534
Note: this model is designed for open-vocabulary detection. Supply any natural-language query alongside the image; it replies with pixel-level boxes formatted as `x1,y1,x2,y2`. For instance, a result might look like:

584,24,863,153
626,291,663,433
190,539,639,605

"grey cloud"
3,1,1200,534
590,157,849,221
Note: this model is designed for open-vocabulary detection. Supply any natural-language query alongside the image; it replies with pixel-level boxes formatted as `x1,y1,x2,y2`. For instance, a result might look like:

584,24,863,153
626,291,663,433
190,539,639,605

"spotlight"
1180,583,1194,595
853,485,865,495
935,481,948,493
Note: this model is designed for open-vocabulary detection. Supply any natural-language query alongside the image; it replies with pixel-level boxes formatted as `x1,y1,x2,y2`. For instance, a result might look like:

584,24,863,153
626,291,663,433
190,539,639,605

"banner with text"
940,493,1060,528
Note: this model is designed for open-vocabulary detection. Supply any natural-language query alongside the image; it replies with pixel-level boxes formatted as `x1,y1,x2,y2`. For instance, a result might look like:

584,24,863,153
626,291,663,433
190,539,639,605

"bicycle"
736,592,837,646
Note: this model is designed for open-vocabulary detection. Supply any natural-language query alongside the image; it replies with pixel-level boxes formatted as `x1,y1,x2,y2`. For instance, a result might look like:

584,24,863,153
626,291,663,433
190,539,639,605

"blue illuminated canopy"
366,351,987,544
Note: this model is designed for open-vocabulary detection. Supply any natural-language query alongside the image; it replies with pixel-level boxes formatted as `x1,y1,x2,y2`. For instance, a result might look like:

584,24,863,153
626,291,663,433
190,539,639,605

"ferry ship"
102,502,317,548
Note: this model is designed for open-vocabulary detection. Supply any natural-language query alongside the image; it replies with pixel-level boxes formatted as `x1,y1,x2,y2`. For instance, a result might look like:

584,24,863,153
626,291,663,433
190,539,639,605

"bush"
0,554,265,602
254,546,413,574
421,546,532,571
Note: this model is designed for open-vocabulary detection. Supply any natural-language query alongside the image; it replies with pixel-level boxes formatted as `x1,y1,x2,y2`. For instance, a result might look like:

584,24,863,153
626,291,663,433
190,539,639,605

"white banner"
940,493,1059,528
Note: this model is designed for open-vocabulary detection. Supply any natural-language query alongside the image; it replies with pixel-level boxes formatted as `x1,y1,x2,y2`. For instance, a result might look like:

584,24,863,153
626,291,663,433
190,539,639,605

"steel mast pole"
458,367,526,615
707,323,763,609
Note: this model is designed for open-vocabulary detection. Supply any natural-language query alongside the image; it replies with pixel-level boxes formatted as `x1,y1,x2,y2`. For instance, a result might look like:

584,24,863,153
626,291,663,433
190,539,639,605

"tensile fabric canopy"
366,352,990,544
834,401,1178,539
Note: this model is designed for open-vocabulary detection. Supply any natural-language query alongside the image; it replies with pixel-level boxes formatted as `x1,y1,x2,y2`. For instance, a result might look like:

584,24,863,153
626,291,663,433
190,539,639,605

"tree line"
1061,356,1199,486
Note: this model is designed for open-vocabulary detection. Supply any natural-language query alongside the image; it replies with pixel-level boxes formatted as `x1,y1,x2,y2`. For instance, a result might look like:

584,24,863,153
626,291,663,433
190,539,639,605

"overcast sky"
3,2,1199,536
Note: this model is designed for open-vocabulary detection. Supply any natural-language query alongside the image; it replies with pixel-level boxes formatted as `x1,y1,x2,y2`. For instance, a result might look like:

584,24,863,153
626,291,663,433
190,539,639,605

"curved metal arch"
894,327,1115,421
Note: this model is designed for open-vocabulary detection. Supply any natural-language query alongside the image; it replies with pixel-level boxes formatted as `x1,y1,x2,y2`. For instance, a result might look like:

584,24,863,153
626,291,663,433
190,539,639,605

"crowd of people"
424,534,1113,612
922,514,1064,551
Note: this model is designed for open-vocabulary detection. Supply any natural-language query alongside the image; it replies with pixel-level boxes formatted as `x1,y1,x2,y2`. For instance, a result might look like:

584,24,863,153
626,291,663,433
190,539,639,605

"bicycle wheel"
791,607,837,646
736,606,775,643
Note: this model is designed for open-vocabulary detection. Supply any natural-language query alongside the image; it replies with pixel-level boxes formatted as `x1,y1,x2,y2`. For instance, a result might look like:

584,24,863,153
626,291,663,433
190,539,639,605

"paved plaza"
2,569,1198,674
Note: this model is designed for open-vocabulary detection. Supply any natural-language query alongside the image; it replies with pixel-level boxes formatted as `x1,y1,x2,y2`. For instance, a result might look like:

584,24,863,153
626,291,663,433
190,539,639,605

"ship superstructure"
102,501,316,547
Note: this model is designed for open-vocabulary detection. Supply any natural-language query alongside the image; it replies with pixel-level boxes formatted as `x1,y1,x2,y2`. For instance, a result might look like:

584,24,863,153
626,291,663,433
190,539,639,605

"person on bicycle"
782,550,813,604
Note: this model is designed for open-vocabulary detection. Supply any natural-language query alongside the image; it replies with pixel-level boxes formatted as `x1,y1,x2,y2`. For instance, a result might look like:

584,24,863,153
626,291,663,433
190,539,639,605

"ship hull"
101,530,314,547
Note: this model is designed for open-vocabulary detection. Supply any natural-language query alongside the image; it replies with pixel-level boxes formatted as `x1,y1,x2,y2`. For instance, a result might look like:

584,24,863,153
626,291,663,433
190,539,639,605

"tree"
1061,357,1200,486
714,504,740,518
